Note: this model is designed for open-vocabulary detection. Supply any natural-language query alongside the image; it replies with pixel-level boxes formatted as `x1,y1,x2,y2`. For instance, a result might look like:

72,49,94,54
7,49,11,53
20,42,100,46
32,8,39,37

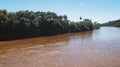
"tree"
63,15,68,21
101,19,120,27
0,9,100,40
80,17,82,21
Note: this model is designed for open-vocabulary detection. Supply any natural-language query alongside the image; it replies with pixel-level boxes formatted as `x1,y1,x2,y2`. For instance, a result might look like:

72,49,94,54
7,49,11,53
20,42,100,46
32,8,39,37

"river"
0,27,120,67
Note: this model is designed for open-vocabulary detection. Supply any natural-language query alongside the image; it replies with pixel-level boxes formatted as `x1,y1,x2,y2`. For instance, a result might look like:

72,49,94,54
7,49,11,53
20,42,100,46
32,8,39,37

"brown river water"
0,27,120,67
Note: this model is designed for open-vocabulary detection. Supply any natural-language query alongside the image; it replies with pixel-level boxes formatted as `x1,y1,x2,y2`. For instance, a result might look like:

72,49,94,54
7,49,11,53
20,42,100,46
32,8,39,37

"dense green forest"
101,19,120,27
0,9,100,40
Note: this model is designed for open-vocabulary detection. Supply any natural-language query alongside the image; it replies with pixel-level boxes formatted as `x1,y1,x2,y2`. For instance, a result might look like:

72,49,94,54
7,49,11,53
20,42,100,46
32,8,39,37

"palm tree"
80,17,82,21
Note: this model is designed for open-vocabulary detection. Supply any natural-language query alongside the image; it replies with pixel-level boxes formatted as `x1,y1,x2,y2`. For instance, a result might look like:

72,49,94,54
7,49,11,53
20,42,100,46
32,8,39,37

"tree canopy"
101,19,120,27
0,9,100,40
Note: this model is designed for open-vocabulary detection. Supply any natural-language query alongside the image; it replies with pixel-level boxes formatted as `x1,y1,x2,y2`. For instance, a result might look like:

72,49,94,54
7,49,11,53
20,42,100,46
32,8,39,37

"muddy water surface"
0,27,120,67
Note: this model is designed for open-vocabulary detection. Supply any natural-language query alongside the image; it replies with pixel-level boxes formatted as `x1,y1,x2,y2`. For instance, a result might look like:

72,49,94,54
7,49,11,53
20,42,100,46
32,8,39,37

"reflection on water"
0,27,120,67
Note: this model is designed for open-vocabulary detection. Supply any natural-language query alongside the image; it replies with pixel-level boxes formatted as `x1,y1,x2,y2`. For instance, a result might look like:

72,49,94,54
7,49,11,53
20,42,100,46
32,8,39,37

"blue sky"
0,0,120,23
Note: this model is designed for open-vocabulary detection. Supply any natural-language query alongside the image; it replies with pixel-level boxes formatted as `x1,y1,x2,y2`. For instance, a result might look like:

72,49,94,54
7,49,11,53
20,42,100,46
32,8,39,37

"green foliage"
93,22,100,29
0,9,100,40
101,19,120,27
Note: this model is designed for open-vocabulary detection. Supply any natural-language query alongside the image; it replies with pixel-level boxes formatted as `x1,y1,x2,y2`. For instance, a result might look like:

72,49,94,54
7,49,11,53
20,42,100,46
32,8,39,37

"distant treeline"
101,19,120,27
0,9,100,40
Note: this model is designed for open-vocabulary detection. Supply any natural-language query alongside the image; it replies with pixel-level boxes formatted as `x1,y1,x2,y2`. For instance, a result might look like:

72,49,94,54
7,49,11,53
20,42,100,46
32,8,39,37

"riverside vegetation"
101,19,120,27
0,9,100,40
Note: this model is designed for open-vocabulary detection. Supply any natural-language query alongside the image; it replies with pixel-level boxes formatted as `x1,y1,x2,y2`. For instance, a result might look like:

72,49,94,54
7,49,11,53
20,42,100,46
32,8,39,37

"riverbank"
0,9,100,41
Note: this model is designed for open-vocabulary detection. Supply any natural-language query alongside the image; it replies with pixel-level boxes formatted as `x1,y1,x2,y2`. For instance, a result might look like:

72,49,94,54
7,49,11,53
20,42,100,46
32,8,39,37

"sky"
0,0,120,23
